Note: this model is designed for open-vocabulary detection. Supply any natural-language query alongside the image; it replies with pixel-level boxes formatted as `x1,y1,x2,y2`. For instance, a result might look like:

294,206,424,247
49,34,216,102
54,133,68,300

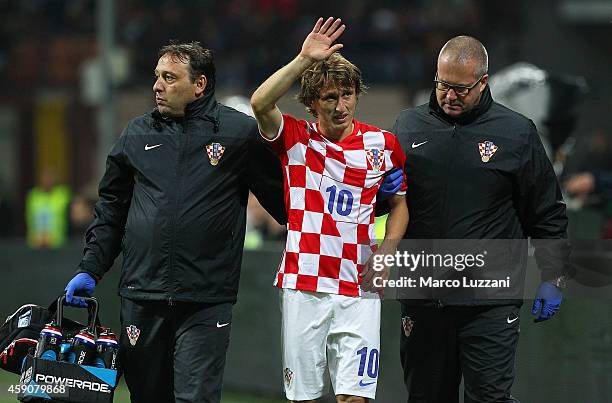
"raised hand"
300,17,346,62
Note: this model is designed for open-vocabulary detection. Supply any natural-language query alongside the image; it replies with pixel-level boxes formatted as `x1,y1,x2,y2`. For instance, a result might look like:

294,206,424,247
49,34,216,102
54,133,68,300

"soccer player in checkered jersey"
251,17,409,403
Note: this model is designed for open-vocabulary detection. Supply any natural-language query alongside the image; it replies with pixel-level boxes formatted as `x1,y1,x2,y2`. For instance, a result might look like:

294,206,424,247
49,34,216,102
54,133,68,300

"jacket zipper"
432,124,457,306
168,120,189,305
440,123,457,236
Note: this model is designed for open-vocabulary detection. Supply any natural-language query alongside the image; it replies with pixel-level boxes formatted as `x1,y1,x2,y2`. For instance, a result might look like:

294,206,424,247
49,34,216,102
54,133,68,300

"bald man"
382,36,570,402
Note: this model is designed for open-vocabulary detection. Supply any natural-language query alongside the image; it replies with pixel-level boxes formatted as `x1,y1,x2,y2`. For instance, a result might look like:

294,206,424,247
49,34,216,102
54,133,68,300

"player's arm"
361,194,408,294
250,55,311,138
380,136,409,249
363,132,409,289
379,194,409,254
250,17,345,139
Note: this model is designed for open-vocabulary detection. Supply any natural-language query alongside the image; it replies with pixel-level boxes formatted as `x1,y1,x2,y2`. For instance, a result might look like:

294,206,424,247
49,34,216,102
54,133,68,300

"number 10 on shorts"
356,347,379,378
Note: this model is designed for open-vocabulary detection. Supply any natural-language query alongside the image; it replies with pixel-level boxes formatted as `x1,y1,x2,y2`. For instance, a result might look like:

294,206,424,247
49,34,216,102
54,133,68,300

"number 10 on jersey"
320,175,360,223
326,185,354,216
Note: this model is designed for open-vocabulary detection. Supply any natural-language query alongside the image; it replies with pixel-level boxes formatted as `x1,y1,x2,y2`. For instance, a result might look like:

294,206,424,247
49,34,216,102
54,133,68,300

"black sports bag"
0,297,98,374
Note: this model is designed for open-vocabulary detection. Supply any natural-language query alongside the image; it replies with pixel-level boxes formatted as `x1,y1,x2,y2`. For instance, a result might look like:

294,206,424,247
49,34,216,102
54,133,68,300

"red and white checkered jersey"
263,114,407,296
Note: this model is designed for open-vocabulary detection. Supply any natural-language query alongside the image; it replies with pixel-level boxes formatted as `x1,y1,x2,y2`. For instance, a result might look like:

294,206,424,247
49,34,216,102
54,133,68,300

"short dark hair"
297,53,366,117
158,40,216,92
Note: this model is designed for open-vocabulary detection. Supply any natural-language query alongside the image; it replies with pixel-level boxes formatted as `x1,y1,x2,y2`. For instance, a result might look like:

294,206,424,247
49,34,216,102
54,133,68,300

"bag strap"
3,304,39,325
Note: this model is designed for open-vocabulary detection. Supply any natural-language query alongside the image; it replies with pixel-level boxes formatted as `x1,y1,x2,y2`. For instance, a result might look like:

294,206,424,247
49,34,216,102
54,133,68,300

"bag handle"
53,295,101,336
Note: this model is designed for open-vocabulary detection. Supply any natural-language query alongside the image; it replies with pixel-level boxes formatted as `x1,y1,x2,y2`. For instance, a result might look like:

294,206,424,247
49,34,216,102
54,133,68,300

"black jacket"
393,87,570,305
78,90,286,304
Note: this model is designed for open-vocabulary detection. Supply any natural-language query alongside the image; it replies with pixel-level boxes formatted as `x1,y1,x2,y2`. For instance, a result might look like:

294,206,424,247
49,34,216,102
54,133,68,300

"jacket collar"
184,89,217,117
152,89,220,132
428,85,493,125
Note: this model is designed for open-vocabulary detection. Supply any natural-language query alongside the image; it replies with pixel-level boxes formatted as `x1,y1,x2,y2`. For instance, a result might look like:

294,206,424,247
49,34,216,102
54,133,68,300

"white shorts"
280,288,381,400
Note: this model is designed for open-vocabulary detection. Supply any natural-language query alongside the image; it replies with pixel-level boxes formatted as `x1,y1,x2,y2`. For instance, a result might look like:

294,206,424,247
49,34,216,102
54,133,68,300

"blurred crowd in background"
0,0,523,90
0,0,611,248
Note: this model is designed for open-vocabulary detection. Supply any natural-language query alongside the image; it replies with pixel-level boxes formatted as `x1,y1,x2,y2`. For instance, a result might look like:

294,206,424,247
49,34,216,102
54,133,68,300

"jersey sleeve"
259,114,307,156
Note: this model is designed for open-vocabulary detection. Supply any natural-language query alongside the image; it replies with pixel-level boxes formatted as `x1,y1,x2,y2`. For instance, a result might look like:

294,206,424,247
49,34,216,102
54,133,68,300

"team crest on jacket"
478,141,498,163
401,316,414,337
126,325,141,346
366,148,384,172
206,142,225,166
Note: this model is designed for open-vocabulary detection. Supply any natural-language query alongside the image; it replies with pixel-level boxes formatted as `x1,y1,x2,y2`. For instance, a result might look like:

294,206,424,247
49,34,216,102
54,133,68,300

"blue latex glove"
378,168,403,201
65,273,97,307
532,282,563,323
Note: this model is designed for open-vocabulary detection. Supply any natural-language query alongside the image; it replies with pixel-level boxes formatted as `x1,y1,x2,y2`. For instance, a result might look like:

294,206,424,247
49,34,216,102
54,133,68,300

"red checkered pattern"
263,115,407,296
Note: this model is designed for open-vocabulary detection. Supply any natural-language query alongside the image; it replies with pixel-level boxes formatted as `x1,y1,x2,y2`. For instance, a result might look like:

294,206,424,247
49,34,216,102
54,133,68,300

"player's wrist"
377,241,398,257
295,54,317,67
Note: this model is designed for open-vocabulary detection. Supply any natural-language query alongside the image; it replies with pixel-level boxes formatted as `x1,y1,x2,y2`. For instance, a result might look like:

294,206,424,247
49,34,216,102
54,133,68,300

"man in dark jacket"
63,41,285,403
380,36,570,402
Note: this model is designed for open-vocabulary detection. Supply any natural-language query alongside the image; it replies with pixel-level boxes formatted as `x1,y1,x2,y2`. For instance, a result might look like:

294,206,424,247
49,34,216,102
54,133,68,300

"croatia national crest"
126,325,141,346
478,141,498,163
366,148,384,172
206,142,226,166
